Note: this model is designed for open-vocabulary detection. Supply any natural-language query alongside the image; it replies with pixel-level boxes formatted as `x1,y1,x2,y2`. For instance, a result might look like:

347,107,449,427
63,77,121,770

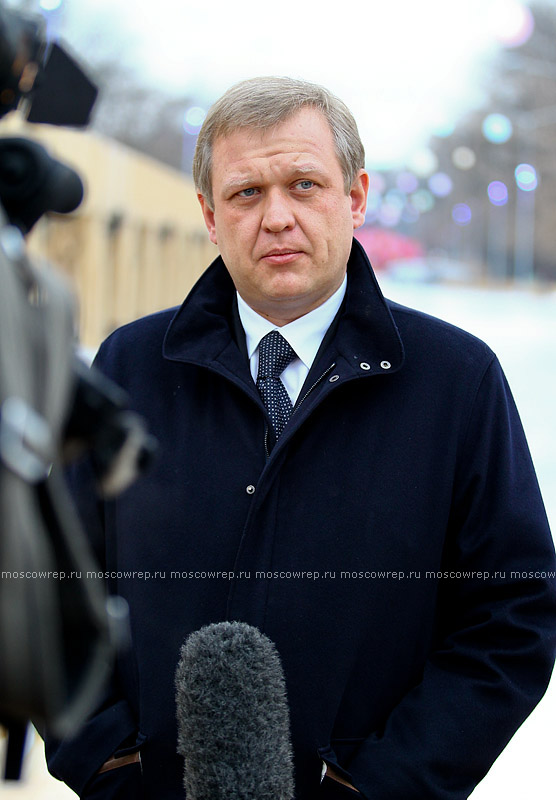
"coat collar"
163,238,404,381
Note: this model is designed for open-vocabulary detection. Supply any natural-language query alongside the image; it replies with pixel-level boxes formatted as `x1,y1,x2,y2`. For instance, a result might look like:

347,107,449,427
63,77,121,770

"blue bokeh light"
452,203,472,226
482,114,513,144
411,189,435,213
428,172,453,198
183,106,206,135
364,190,381,223
431,118,455,138
368,172,386,194
385,189,406,210
488,181,509,206
396,171,419,194
366,190,382,212
515,163,538,191
379,203,402,228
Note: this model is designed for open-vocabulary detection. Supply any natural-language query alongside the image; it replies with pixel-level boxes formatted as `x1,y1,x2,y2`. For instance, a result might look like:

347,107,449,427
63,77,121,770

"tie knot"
257,330,297,380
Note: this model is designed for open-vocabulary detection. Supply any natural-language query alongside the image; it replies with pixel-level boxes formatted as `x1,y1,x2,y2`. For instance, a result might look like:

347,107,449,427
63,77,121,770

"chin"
265,290,312,311
264,274,312,297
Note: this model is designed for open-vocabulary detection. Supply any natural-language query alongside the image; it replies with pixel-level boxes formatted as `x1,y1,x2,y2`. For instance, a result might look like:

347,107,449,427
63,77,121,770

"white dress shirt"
236,276,347,405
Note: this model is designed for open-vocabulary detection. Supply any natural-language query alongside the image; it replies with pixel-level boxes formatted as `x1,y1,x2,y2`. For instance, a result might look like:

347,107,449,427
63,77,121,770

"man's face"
198,107,369,325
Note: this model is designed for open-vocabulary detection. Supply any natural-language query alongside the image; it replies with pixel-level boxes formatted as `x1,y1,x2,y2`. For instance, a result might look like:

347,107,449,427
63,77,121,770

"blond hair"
193,76,365,209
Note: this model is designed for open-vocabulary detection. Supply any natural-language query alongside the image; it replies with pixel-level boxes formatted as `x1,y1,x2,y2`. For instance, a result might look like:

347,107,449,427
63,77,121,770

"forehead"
211,107,342,181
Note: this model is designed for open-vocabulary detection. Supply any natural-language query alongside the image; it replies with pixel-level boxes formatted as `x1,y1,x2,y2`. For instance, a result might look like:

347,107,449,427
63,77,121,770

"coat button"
329,374,339,382
246,485,256,495
359,362,371,371
380,360,392,370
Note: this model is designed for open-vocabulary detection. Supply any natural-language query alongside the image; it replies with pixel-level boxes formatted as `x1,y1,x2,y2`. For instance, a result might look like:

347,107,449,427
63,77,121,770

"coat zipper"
264,362,337,458
293,362,337,415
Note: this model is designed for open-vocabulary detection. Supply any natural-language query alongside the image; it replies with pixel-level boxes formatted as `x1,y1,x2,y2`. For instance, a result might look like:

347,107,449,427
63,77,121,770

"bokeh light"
452,203,472,226
411,189,435,213
487,0,535,48
452,146,476,170
368,172,387,194
396,171,419,194
515,163,538,191
431,114,455,139
385,189,406,210
488,181,509,206
366,190,382,212
183,106,206,135
379,203,402,228
428,172,453,198
482,113,513,144
407,148,438,178
39,0,63,9
365,190,382,223
365,189,382,222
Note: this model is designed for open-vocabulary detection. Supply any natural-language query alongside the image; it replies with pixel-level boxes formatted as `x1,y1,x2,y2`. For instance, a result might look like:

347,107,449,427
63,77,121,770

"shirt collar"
236,276,347,369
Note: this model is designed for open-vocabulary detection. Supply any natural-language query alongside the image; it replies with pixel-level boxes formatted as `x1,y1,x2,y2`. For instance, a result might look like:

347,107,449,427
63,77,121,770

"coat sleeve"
346,356,556,799
44,450,140,796
45,693,139,796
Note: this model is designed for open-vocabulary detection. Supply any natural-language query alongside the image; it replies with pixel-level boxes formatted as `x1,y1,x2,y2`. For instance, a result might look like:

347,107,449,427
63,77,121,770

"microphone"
175,621,295,800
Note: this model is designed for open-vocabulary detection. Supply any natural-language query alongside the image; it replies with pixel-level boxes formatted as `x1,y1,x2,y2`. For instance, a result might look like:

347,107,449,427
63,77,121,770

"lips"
260,249,304,265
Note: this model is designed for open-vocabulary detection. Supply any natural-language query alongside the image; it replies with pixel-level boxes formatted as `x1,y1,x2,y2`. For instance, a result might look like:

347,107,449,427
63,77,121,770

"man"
46,77,556,799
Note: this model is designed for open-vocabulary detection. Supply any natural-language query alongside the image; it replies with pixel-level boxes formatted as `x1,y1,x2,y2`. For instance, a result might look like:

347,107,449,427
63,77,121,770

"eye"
295,180,315,190
237,187,259,197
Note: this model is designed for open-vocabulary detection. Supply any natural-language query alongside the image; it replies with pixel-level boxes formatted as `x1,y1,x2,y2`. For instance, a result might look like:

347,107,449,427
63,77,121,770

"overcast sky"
24,0,541,168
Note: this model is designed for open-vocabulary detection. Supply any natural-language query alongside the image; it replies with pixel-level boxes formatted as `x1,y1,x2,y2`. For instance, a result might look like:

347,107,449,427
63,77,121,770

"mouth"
260,249,304,265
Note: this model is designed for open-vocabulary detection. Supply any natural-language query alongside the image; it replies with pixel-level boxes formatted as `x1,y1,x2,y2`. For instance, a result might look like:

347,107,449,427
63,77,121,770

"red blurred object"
355,226,424,270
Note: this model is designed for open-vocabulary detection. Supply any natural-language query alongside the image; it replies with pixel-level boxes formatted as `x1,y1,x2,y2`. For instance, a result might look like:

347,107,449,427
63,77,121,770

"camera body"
0,1,155,779
0,4,97,127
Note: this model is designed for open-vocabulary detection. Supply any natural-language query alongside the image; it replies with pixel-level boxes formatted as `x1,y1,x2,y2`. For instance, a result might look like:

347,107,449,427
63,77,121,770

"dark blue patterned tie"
256,330,297,439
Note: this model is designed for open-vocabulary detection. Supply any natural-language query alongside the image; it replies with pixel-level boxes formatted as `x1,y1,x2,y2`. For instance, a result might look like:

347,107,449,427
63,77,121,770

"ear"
350,170,369,230
198,193,218,245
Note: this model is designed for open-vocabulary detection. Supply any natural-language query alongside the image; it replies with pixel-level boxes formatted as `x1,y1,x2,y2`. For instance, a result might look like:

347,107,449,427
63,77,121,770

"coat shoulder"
98,307,178,360
94,308,180,386
105,307,178,346
386,298,495,373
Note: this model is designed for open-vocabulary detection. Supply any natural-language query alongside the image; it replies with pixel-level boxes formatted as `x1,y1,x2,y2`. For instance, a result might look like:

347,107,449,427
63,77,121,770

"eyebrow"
222,176,257,195
289,163,323,175
222,164,326,196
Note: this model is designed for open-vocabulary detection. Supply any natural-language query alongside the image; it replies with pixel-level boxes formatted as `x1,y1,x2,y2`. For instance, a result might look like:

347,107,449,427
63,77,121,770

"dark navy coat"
47,240,556,799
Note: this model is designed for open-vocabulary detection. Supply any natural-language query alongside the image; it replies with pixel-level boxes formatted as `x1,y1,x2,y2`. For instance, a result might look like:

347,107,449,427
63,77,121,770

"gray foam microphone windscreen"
175,621,294,799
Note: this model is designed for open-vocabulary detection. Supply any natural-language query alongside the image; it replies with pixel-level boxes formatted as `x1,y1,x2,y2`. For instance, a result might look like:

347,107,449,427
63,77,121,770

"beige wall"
0,115,216,348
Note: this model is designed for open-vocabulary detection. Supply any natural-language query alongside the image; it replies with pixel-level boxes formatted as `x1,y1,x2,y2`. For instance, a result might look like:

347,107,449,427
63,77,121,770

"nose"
261,188,295,232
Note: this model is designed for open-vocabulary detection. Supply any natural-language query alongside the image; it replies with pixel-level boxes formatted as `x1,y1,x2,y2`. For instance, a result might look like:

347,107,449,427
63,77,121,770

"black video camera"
0,1,156,781
0,2,97,127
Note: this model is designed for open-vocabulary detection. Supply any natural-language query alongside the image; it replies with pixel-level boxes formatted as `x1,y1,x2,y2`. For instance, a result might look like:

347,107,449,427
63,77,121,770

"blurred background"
0,0,555,796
